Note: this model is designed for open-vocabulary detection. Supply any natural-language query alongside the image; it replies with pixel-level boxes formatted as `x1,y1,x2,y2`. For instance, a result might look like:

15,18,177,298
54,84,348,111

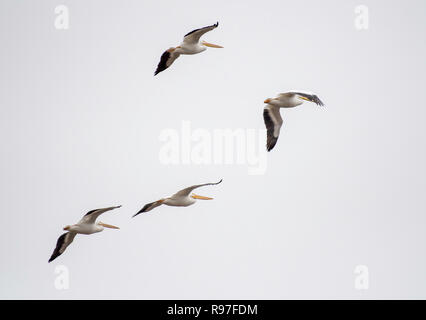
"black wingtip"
266,140,277,152
132,202,155,217
132,207,145,218
132,212,141,218
154,50,171,76
267,142,277,152
313,95,325,107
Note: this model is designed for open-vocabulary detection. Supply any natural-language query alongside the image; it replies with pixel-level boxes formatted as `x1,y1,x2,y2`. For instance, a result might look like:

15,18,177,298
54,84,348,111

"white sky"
0,0,425,299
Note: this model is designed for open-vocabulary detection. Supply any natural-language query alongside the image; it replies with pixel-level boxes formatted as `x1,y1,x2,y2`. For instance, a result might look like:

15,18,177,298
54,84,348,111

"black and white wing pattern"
172,179,223,198
154,48,181,75
133,200,164,217
263,105,283,152
183,22,219,44
79,206,121,224
48,232,77,263
288,91,325,106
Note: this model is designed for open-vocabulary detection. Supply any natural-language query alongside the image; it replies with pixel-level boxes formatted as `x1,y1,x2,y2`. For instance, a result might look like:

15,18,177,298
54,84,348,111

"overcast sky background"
1,0,425,299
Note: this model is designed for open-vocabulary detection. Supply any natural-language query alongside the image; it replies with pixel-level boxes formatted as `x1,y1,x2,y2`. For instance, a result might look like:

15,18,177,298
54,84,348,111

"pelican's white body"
164,195,196,207
176,43,207,55
67,223,104,234
267,95,304,108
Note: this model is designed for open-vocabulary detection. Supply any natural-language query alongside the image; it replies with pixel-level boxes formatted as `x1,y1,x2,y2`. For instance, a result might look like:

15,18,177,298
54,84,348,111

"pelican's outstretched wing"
172,179,223,198
48,232,77,263
133,200,164,217
154,48,181,76
183,22,219,45
263,105,283,152
79,206,121,224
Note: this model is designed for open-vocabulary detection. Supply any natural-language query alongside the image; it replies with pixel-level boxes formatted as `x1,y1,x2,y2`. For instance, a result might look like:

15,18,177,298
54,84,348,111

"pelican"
154,22,223,75
48,206,121,263
133,179,223,217
263,91,325,151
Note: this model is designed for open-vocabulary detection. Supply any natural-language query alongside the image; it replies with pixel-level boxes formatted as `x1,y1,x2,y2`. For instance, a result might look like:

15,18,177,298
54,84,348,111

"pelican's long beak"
191,193,213,200
298,96,311,102
99,222,120,229
202,41,223,48
264,98,272,103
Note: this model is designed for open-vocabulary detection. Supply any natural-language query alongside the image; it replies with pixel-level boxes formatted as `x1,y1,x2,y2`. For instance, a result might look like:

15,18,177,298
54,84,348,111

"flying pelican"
48,206,121,263
133,179,223,217
263,91,325,151
154,22,223,75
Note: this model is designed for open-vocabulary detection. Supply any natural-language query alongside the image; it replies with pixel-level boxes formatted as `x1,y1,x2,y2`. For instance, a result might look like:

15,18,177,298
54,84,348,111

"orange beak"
202,41,223,48
264,98,271,103
191,193,213,200
99,222,120,229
